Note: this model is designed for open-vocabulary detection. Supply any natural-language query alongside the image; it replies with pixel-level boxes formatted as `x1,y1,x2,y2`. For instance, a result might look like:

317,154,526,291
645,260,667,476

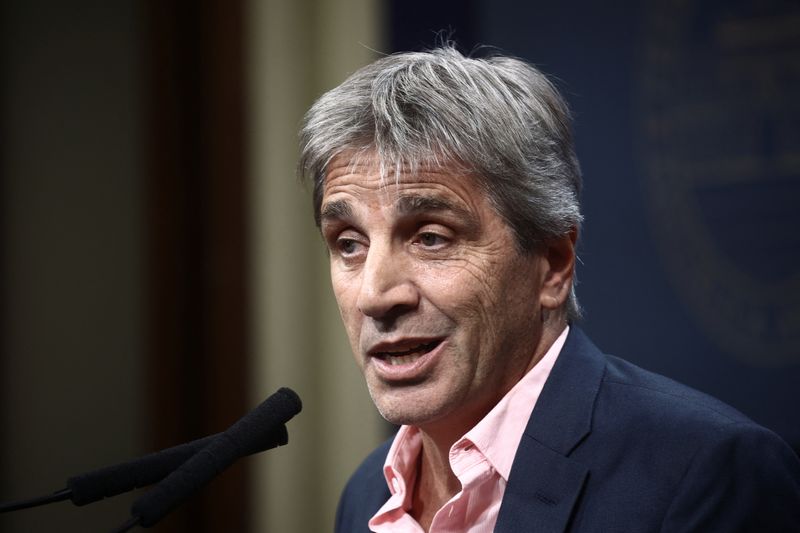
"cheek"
441,257,506,306
331,271,362,333
447,257,539,339
420,260,503,333
331,263,359,303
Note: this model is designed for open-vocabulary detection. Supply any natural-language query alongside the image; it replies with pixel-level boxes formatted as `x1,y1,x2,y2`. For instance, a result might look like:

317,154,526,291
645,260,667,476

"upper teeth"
380,342,435,357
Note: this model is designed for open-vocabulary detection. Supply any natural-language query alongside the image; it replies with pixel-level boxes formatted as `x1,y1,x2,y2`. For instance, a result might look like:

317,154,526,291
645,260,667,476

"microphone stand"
0,488,71,513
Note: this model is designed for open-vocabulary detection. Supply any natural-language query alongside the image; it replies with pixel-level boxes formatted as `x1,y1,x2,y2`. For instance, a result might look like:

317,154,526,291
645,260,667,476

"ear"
539,228,578,312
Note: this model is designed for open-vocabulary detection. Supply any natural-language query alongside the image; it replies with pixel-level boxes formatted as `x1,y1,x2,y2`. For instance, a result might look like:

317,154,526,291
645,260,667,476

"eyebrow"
319,199,354,224
396,194,478,228
319,193,478,229
396,194,461,215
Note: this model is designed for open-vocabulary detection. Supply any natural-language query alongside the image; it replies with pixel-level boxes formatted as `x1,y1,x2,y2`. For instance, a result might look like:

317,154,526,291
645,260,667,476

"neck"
411,430,461,530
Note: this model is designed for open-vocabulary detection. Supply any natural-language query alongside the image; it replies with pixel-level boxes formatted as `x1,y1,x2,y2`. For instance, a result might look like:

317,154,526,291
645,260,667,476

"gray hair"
299,45,583,320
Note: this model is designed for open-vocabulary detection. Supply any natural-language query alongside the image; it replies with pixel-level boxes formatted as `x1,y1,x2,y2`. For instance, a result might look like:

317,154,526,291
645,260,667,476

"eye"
339,238,358,254
420,233,441,246
415,231,448,248
335,236,367,258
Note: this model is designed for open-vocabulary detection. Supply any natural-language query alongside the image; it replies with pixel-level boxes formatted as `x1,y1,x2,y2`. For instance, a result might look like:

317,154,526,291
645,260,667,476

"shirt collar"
456,325,569,480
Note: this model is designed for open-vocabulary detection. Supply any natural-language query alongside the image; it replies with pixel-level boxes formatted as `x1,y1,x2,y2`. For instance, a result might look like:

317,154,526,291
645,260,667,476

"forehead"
321,156,482,206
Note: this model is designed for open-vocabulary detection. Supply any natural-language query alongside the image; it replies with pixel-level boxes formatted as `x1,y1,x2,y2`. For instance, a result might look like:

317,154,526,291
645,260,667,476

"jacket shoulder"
334,437,393,533
566,343,800,531
601,352,753,427
589,350,795,479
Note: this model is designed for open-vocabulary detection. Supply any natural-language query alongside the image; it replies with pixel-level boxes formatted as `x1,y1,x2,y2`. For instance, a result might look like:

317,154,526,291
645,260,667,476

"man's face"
320,158,549,433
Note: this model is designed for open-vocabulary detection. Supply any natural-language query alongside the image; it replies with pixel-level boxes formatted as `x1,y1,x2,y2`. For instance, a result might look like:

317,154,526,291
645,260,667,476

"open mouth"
373,340,442,366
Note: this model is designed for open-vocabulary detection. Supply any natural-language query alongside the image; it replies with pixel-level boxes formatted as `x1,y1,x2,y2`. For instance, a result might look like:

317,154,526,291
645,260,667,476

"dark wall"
390,0,800,452
0,2,146,532
0,2,249,532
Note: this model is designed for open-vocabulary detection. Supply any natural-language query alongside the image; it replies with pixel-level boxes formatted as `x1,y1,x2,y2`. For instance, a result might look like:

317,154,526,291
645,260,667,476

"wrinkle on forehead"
323,157,477,203
325,148,473,185
324,153,473,190
320,155,496,236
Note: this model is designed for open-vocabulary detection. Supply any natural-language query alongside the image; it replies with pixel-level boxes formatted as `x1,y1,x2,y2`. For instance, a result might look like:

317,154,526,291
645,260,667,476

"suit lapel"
495,327,606,533
495,437,588,533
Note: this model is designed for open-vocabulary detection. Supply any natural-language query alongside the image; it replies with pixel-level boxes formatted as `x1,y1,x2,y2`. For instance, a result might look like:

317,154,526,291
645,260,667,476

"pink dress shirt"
368,327,569,532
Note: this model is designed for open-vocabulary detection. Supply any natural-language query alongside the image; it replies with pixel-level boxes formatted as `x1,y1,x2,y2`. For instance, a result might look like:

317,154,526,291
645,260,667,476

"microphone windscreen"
68,425,288,506
132,387,301,527
228,387,302,456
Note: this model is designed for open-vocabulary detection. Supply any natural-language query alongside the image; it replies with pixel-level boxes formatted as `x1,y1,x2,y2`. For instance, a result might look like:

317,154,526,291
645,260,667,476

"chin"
377,408,442,428
369,386,458,428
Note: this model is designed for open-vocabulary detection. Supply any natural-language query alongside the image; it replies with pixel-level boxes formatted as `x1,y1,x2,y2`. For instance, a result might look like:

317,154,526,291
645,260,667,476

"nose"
356,243,419,320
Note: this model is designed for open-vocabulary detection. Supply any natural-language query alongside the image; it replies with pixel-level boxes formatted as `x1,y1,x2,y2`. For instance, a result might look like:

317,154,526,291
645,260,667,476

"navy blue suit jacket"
335,327,800,532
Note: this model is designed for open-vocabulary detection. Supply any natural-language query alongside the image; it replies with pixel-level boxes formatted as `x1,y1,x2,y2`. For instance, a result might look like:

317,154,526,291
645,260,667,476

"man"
298,45,800,532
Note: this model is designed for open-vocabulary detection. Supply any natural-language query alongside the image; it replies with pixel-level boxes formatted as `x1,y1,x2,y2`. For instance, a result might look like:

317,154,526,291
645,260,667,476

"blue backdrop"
390,0,800,452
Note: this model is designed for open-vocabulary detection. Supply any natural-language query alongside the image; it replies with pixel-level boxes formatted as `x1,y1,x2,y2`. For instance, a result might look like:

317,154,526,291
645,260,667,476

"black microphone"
124,387,302,529
0,424,288,513
70,424,288,506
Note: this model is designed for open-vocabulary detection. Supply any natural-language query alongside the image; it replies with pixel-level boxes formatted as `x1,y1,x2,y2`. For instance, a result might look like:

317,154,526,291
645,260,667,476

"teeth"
386,353,425,366
383,343,430,357
377,341,438,362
